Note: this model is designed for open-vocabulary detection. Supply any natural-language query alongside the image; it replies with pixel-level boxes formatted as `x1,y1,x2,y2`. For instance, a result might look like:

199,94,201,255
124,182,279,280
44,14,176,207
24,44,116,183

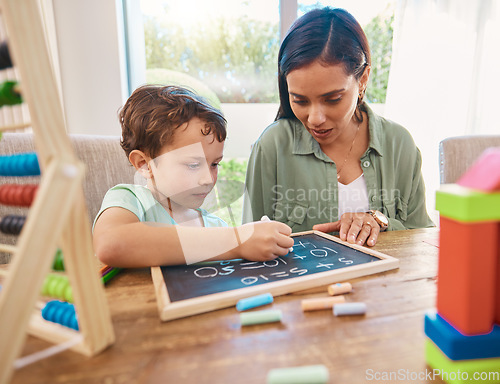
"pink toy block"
437,217,498,335
457,147,500,192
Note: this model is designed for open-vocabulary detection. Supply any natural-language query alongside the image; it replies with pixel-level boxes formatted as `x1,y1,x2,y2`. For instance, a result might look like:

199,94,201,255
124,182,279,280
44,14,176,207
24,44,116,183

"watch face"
374,210,388,225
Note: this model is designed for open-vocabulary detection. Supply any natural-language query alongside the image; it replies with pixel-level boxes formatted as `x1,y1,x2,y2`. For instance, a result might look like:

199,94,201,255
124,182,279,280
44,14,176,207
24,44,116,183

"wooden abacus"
0,1,114,383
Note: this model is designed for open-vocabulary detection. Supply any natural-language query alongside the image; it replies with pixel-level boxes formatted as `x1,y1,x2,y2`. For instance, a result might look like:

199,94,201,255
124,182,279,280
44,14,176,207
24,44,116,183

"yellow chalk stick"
301,295,346,311
327,282,352,296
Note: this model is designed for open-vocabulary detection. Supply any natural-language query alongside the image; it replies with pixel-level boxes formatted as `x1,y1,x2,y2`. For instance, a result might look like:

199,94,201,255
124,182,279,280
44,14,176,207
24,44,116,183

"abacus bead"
21,185,31,205
29,185,38,204
0,216,11,234
52,249,64,271
7,185,16,203
70,314,79,331
54,277,67,299
41,301,58,322
14,186,24,205
15,216,25,234
2,216,11,234
52,302,64,324
44,276,59,297
17,155,27,176
9,216,20,234
29,154,41,175
64,284,73,303
60,303,74,327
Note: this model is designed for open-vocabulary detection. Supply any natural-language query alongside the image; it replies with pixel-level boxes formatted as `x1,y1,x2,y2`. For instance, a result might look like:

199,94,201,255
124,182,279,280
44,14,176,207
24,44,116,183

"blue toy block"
425,310,500,361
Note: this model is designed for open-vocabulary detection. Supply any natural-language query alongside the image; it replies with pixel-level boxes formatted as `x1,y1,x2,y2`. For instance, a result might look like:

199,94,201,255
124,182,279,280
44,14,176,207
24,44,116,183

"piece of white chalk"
261,215,293,252
267,365,329,384
333,302,366,316
236,293,273,311
327,282,352,296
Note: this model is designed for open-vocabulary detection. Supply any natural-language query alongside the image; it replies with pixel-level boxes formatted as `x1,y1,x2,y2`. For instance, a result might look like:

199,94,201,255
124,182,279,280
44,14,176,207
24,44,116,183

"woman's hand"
313,212,381,246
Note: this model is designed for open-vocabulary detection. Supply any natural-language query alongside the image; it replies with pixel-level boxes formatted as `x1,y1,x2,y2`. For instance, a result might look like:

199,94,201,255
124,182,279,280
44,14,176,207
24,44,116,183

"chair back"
439,135,500,183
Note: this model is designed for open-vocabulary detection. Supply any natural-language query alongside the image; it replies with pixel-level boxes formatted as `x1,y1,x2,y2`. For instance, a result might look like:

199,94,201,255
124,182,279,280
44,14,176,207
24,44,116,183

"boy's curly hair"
119,85,227,159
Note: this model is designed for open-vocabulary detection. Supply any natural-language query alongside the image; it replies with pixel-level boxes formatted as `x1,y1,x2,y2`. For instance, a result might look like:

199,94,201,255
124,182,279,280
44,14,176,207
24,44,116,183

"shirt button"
363,161,371,168
371,195,377,202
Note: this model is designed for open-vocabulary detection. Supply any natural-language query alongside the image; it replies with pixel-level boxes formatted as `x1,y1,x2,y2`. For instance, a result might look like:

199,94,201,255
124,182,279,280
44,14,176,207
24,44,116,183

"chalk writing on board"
161,233,379,302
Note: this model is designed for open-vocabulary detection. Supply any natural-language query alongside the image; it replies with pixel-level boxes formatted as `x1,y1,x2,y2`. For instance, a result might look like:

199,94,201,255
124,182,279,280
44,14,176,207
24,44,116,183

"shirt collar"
291,102,384,159
364,103,384,157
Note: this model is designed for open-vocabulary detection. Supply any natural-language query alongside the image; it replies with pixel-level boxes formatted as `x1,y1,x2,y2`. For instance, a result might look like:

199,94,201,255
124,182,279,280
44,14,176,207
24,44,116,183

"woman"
243,7,434,246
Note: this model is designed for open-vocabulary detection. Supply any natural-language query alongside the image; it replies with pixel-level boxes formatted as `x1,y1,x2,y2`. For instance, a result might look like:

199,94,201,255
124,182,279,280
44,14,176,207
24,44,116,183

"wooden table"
11,228,443,384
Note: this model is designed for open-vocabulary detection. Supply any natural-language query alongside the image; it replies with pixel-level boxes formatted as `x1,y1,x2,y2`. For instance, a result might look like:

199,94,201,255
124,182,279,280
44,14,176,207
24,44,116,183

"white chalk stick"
333,302,366,316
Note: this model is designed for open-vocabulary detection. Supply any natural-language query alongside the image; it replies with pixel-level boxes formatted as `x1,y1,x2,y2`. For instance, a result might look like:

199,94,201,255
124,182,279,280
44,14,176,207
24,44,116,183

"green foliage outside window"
144,13,279,103
209,158,248,225
144,5,394,104
364,12,394,103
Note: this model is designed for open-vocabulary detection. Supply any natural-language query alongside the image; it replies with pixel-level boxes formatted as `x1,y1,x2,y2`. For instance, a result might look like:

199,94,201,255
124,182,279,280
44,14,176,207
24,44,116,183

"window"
140,0,280,104
298,0,395,104
127,1,395,224
137,0,394,105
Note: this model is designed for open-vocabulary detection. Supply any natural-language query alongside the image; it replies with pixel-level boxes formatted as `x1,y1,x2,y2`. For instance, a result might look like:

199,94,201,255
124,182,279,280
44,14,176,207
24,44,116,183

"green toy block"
425,339,500,384
436,184,500,222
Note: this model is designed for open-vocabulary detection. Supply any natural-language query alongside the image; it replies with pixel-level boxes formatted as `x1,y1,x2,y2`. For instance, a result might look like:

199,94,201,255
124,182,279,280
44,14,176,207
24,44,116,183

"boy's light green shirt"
243,103,435,232
93,184,227,229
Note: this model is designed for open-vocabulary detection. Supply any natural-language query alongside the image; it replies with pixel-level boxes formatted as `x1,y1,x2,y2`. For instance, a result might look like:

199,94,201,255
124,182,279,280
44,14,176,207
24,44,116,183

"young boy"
93,85,293,267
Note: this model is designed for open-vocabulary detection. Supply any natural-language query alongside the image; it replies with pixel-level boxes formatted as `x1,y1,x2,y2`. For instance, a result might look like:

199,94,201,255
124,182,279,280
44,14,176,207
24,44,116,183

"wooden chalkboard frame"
151,230,399,321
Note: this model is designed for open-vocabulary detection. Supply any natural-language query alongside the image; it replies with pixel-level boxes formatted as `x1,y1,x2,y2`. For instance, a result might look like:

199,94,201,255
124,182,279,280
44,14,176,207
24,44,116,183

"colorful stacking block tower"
426,147,500,384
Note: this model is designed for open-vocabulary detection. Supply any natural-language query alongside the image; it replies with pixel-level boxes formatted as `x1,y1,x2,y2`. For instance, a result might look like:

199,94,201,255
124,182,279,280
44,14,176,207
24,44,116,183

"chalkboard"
151,230,399,321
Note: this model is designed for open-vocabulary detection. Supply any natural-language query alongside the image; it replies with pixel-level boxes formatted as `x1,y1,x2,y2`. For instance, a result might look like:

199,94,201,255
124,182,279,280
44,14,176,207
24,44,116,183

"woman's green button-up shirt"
242,103,435,232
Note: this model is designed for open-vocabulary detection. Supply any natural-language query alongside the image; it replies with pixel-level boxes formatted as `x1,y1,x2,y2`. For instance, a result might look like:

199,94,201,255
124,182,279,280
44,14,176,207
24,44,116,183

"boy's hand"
236,221,294,262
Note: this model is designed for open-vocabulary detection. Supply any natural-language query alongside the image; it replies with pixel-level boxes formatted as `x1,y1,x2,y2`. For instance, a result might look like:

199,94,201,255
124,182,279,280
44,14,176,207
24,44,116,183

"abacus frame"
0,2,114,383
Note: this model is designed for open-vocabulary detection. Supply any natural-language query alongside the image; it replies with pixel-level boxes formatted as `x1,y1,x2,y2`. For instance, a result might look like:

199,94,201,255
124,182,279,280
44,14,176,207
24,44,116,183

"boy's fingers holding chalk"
277,232,294,249
260,217,293,254
275,221,292,236
261,215,292,235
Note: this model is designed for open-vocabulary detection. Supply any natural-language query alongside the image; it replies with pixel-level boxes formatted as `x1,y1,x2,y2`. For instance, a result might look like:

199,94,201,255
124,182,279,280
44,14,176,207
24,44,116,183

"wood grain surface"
8,228,445,384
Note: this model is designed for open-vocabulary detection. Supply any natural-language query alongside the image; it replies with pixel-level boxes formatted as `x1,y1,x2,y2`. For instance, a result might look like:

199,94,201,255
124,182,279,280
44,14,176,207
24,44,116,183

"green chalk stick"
102,268,121,284
240,309,282,326
267,365,329,384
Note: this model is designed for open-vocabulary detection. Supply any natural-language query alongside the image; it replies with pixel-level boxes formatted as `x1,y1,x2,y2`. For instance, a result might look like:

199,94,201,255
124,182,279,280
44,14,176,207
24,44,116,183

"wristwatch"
367,210,389,230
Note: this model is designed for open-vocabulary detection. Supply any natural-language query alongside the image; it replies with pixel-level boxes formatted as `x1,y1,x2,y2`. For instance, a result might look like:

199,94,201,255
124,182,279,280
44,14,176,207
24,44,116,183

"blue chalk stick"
236,293,273,311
